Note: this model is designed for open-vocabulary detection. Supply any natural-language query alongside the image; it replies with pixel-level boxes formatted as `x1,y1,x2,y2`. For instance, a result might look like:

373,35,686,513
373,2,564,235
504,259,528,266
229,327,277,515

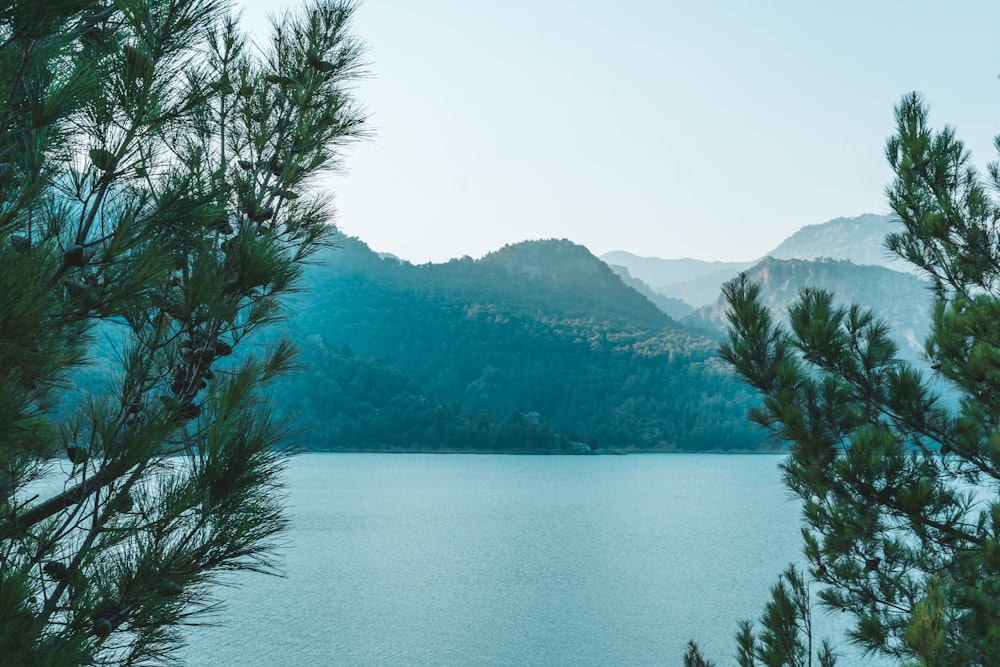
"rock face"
682,256,933,364
766,213,905,269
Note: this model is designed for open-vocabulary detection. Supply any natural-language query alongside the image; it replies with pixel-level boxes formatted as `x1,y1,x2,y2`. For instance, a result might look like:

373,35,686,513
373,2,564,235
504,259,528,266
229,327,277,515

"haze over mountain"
599,252,754,290
602,264,693,319
601,212,938,372
652,267,750,309
603,213,905,309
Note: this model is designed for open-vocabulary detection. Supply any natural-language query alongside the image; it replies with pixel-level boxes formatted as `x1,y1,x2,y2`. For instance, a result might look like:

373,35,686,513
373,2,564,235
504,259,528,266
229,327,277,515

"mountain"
271,237,763,452
682,256,933,363
473,239,676,328
68,217,935,454
602,214,907,310
653,266,752,308
604,264,693,319
768,213,905,268
599,251,754,290
295,237,677,331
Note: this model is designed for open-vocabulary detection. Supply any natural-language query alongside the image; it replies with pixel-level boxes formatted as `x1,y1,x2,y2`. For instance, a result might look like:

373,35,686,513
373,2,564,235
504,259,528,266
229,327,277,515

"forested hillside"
270,238,763,452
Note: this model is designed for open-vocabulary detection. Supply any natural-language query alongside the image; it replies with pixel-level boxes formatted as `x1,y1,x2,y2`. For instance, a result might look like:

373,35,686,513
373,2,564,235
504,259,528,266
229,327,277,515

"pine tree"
0,0,365,663
714,92,1000,665
732,565,838,667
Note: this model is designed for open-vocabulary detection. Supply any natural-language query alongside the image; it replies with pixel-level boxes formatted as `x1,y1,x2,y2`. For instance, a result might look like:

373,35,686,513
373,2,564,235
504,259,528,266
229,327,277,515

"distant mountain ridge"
603,213,905,310
599,251,754,289
768,213,905,269
300,237,677,330
602,264,693,319
653,267,750,308
600,213,936,367
474,239,677,329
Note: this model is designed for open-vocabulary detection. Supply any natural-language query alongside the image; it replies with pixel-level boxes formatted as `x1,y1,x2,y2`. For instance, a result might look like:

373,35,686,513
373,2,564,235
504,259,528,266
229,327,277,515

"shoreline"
291,447,786,456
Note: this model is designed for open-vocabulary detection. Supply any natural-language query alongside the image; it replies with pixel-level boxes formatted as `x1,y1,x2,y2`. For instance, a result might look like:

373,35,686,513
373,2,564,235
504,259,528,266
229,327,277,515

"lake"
178,453,856,666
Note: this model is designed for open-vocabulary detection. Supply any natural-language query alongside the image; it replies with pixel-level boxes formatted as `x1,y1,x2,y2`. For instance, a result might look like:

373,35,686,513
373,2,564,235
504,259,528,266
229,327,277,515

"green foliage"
0,0,364,662
684,641,717,667
732,565,837,667
276,342,571,453
270,238,764,451
712,91,1000,664
686,255,933,366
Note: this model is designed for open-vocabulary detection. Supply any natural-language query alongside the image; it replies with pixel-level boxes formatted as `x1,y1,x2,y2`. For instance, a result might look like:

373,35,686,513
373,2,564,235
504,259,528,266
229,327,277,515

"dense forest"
267,237,764,452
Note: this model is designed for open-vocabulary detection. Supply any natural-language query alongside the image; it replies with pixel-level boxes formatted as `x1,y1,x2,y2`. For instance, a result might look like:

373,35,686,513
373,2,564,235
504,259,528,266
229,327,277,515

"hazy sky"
238,1,1000,264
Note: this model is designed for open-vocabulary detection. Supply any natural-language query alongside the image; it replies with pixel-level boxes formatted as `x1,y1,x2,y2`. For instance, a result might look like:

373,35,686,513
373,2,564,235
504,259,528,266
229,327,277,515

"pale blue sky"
239,1,1000,264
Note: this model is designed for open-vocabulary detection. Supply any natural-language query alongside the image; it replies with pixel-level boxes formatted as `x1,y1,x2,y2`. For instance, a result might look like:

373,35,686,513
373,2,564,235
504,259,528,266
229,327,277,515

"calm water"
178,453,851,666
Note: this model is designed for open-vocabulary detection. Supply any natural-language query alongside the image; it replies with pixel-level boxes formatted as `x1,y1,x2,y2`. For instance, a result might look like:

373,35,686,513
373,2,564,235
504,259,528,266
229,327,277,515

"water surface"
180,453,844,665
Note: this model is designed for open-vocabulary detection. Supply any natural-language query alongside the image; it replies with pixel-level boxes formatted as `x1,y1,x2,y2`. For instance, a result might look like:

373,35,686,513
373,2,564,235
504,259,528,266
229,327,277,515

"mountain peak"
473,239,674,328
768,213,903,268
481,238,601,277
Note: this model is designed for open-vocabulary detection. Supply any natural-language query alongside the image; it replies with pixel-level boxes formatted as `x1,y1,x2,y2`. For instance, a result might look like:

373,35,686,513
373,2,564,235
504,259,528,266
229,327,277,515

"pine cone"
264,73,295,86
10,234,29,251
63,245,95,267
248,207,273,222
91,599,123,638
66,446,89,465
124,45,154,80
306,49,337,73
112,492,134,513
155,578,183,597
43,560,70,582
89,148,117,171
